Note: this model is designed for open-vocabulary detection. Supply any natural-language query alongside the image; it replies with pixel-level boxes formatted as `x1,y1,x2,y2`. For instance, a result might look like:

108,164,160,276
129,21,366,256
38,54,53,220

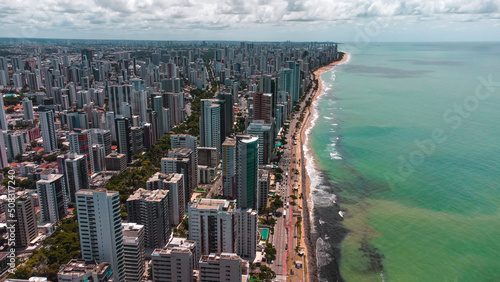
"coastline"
299,53,349,282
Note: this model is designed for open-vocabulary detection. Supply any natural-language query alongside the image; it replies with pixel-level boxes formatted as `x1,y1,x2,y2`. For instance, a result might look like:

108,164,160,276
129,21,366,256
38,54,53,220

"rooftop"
58,259,111,277
128,188,168,202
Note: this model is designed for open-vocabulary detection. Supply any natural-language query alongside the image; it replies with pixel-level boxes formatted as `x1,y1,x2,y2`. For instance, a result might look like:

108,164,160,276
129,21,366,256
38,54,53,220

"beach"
295,53,349,282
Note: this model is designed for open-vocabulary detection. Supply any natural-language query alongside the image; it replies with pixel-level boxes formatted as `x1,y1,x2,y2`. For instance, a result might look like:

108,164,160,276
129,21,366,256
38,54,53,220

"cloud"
0,0,499,40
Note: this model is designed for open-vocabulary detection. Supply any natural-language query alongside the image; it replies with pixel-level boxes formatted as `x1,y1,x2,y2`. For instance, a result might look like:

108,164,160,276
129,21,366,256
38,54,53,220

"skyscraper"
235,209,258,260
252,92,273,124
152,237,198,282
146,172,185,226
188,199,236,255
22,97,34,120
222,138,236,199
246,120,273,165
64,153,89,203
39,107,58,153
0,96,7,130
257,169,270,213
170,134,198,185
36,174,67,224
217,92,234,139
127,188,171,250
199,99,221,159
115,115,133,163
122,222,146,282
163,147,196,208
76,189,125,281
3,195,38,248
151,95,165,138
108,84,131,115
287,60,301,105
3,131,25,161
0,132,8,169
69,129,95,176
236,135,259,210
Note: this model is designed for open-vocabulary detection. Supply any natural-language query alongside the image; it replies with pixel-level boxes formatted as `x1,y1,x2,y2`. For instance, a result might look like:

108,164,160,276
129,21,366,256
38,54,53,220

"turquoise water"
306,43,500,281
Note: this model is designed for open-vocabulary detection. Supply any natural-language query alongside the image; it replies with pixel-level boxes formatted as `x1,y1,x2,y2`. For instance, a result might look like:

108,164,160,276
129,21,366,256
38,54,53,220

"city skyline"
1,0,500,42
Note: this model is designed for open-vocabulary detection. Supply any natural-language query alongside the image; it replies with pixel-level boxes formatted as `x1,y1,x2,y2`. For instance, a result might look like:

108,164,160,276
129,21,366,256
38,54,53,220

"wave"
316,236,334,269
306,56,350,278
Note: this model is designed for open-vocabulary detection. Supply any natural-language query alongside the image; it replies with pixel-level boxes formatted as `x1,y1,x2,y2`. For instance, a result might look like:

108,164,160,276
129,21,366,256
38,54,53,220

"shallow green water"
308,43,500,281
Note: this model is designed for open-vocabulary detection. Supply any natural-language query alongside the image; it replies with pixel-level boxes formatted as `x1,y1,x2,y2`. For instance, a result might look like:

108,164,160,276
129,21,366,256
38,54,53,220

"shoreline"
299,52,349,282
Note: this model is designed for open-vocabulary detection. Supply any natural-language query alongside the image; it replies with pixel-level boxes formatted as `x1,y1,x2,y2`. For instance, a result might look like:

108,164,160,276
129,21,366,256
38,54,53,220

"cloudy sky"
1,0,500,42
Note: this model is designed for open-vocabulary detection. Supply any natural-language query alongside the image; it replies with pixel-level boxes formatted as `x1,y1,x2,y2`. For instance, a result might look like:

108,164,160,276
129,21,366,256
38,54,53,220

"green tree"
19,179,36,189
44,154,57,162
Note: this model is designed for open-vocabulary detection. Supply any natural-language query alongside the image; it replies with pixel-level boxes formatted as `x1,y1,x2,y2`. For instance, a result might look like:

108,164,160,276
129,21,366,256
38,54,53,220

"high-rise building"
0,57,9,86
104,152,127,172
0,133,8,169
115,115,133,163
287,61,301,104
37,174,67,224
92,144,106,173
235,209,258,260
222,138,236,199
105,112,116,141
198,147,218,167
22,97,34,120
64,153,89,203
76,189,125,281
279,68,293,103
199,99,221,159
69,129,95,176
170,134,198,184
130,126,144,155
3,195,38,248
188,199,236,255
127,188,171,250
39,107,58,153
151,95,165,138
257,169,270,212
236,135,259,210
246,120,273,165
253,92,273,124
199,253,246,282
3,131,25,161
0,96,7,130
89,129,112,156
162,147,196,207
145,172,185,226
108,84,131,115
217,92,234,137
58,259,113,282
152,237,198,282
122,222,146,282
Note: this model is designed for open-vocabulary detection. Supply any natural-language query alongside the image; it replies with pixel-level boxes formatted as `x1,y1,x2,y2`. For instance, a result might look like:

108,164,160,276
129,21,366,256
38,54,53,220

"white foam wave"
339,53,352,66
304,55,350,234
330,152,343,160
316,237,333,268
313,187,337,207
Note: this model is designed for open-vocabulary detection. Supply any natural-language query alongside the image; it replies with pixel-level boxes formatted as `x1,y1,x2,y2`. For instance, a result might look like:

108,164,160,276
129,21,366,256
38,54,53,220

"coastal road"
273,80,315,279
271,204,287,276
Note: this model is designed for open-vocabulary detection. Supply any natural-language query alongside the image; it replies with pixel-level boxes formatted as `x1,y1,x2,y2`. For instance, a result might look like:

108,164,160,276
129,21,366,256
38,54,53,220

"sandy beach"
297,52,349,282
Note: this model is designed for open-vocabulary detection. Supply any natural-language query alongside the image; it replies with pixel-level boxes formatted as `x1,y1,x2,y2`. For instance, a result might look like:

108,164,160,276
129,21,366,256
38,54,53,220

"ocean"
305,42,500,281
